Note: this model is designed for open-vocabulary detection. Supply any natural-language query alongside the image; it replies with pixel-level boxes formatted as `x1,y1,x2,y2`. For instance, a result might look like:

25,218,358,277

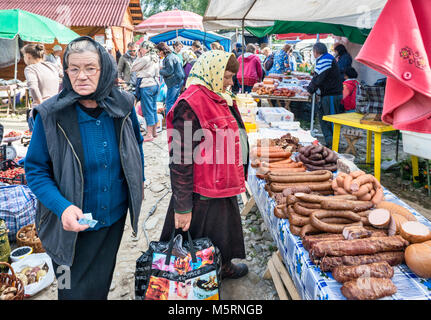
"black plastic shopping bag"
135,230,222,300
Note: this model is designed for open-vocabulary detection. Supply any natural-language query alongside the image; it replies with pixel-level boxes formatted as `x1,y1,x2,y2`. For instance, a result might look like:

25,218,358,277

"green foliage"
140,0,209,17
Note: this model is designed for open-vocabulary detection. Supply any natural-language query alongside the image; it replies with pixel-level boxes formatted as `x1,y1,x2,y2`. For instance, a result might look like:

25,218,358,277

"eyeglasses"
67,66,100,77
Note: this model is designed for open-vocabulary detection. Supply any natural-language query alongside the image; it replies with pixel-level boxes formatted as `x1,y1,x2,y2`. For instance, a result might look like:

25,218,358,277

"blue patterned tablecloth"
248,166,431,300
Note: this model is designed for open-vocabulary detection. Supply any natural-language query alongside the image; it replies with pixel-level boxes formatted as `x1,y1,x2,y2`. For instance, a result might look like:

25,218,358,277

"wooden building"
0,0,143,80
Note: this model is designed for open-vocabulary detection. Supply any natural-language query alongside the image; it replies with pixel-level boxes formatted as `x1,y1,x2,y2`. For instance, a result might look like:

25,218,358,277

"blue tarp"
150,29,231,51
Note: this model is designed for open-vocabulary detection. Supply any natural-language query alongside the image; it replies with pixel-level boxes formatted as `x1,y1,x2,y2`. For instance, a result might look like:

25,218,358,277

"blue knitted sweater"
25,104,145,231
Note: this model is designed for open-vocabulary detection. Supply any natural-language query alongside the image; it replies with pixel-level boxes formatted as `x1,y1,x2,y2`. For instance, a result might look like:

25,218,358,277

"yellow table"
322,112,397,181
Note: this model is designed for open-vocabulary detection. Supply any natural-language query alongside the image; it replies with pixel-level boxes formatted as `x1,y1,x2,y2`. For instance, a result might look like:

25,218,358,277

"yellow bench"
322,112,397,182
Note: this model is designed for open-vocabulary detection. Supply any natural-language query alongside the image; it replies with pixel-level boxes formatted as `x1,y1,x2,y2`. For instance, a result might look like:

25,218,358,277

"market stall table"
247,163,431,300
251,93,317,133
322,112,397,181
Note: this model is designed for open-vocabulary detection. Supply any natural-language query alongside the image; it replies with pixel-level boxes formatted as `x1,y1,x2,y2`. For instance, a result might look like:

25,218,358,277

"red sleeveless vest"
167,85,246,198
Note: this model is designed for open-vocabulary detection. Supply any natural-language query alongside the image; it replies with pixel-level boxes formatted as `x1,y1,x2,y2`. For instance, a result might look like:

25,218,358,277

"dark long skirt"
160,193,246,265
52,213,127,300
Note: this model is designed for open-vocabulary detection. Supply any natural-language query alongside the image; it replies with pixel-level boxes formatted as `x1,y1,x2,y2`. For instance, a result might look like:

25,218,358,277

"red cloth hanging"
356,0,431,133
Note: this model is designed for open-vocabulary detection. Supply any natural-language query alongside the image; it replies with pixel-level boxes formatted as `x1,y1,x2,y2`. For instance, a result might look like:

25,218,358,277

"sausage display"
268,171,332,183
287,206,310,226
252,136,305,177
320,200,374,212
332,261,394,283
340,277,397,300
294,193,358,203
310,235,409,258
300,224,321,238
289,224,302,236
274,205,288,219
310,210,362,233
296,145,339,172
332,171,384,205
318,251,405,272
270,181,332,193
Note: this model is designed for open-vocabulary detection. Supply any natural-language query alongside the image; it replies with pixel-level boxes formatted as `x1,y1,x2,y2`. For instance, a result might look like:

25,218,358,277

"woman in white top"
131,40,161,142
22,43,60,131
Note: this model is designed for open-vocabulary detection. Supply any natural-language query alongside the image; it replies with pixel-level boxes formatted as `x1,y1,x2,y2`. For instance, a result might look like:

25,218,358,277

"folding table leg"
331,124,341,152
374,132,382,181
411,155,419,184
366,130,372,164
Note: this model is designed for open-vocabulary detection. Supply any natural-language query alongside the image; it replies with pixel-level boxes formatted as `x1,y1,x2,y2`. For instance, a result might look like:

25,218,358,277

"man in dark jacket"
117,42,137,84
156,42,185,113
262,47,274,73
307,42,343,148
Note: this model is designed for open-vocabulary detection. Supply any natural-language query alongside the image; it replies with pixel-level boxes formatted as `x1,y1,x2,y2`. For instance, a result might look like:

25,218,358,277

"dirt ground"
1,108,430,300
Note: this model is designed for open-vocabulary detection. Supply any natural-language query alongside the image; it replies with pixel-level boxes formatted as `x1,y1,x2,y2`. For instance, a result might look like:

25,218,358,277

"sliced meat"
332,262,394,283
341,277,397,300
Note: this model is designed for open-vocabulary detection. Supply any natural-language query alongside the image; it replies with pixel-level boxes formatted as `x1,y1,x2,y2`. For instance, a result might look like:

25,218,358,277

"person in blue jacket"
156,42,185,114
24,36,145,300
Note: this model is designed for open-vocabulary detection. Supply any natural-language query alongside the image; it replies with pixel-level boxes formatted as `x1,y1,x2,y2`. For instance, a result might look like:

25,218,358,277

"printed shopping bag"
135,230,222,300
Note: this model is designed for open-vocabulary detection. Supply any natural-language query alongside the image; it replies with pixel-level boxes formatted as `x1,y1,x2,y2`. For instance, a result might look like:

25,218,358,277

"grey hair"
64,39,99,65
313,42,328,55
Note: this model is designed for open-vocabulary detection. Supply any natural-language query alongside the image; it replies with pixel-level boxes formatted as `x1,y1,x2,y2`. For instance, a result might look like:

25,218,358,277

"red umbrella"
276,33,330,40
135,10,203,33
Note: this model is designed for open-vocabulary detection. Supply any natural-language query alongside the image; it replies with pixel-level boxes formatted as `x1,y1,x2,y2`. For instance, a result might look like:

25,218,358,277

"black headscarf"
57,36,133,118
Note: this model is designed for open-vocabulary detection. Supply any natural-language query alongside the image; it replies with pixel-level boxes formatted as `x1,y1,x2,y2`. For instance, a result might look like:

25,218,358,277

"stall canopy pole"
240,0,258,94
241,19,245,93
310,93,316,136
13,36,18,111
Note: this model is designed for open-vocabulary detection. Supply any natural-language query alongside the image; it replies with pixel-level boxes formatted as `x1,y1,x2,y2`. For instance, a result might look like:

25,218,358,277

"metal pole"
310,93,316,136
13,36,18,112
241,19,245,93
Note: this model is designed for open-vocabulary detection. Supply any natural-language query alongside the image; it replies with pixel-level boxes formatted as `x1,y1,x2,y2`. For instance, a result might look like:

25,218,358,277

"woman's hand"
174,212,192,231
61,205,89,232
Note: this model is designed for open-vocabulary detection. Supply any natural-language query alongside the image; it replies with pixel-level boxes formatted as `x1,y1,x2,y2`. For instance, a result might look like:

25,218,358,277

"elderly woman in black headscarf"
24,36,145,300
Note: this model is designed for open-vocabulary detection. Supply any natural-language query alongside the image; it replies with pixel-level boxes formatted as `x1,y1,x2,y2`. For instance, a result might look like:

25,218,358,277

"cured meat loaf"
318,251,405,272
311,236,409,258
341,277,397,300
302,230,387,251
332,262,394,283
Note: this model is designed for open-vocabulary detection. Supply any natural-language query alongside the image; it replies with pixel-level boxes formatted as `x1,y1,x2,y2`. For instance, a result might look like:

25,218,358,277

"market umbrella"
134,10,203,36
0,9,79,110
0,9,80,43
